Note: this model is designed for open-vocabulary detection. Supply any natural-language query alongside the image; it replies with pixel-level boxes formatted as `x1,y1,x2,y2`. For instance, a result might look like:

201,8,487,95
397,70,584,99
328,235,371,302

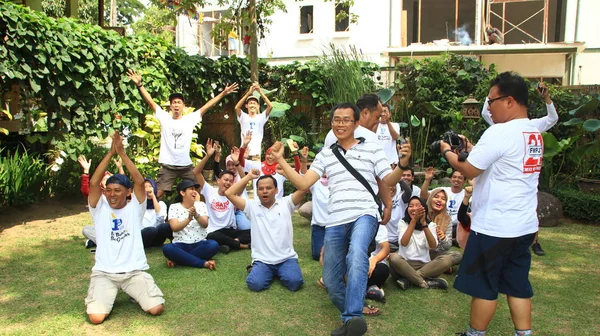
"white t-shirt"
155,106,202,166
238,111,269,156
483,99,558,133
243,160,287,199
201,183,236,233
90,193,148,273
141,201,167,229
440,187,465,227
309,140,392,227
376,122,400,165
397,220,438,263
169,202,209,244
467,118,542,238
324,125,379,148
370,225,389,264
386,187,404,243
309,180,330,227
244,196,298,265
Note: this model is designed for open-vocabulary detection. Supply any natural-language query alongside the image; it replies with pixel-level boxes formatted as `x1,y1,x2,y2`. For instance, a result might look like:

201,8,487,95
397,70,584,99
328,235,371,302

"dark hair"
403,196,430,230
382,103,390,110
219,170,235,179
329,102,360,123
450,169,465,180
169,93,185,103
356,93,380,112
144,178,159,210
489,72,528,107
406,167,415,176
256,175,278,188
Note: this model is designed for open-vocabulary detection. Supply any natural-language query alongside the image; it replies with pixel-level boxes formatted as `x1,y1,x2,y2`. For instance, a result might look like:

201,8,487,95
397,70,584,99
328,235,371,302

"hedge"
553,188,600,224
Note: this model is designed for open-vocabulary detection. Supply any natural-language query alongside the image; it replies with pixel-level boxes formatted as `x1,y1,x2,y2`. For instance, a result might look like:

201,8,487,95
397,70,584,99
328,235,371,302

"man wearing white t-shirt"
127,69,238,198
225,170,307,292
441,72,542,336
235,83,273,159
194,139,250,253
376,104,401,166
273,103,412,336
85,131,164,324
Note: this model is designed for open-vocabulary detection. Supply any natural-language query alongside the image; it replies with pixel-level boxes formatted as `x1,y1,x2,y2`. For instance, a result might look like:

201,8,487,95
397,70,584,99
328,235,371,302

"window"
334,3,350,32
300,6,314,34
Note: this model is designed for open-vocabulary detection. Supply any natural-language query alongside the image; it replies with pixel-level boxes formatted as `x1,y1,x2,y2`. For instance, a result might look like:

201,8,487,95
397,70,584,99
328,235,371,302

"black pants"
141,223,173,248
206,228,251,249
367,262,389,288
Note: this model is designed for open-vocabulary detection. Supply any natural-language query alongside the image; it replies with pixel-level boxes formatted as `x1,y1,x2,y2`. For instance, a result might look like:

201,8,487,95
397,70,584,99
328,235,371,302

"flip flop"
362,304,381,316
246,264,253,273
317,277,325,289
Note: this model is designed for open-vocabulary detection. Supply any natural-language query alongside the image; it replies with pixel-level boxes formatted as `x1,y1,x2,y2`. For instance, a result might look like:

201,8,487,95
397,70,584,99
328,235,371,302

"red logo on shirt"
522,132,543,173
211,199,231,212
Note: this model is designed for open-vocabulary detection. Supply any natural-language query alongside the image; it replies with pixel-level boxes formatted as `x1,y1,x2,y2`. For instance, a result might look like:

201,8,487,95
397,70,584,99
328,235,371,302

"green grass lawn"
0,200,599,335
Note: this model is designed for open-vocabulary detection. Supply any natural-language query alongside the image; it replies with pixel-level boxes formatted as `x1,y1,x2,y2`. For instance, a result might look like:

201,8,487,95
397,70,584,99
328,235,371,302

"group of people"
81,69,556,336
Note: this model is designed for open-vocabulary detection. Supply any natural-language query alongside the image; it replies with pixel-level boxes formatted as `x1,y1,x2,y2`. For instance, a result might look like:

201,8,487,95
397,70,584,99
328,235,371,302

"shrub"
0,148,49,206
553,188,600,224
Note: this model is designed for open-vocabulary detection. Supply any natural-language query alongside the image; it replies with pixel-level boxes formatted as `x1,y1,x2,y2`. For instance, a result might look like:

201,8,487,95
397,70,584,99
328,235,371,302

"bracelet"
397,164,410,170
442,149,452,158
234,163,240,167
137,83,143,87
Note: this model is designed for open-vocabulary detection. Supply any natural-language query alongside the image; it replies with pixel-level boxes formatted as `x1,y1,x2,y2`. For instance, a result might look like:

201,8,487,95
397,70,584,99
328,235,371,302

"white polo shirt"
244,196,298,265
309,139,392,227
243,160,287,199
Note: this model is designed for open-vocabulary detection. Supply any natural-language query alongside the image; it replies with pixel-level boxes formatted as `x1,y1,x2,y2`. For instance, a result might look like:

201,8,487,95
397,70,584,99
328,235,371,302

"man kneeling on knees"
85,131,164,324
225,169,306,292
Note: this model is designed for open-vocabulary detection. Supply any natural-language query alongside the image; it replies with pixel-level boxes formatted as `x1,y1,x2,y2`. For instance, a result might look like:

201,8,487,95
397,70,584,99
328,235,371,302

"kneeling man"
85,131,164,324
225,168,306,292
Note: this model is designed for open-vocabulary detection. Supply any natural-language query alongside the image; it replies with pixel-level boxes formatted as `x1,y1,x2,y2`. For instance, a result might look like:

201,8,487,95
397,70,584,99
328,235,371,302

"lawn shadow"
0,198,87,234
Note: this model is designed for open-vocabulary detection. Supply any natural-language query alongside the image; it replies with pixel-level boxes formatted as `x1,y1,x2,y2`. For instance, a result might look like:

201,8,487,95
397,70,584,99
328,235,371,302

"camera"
430,131,469,162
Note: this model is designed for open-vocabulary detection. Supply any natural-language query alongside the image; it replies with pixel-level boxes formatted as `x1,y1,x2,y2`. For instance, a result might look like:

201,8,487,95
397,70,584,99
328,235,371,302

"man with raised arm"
85,131,164,324
235,83,273,160
127,69,238,198
225,169,306,292
272,103,411,336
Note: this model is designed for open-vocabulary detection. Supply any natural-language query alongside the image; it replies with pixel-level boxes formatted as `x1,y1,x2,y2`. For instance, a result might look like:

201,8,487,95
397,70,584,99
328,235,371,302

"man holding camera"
440,72,542,336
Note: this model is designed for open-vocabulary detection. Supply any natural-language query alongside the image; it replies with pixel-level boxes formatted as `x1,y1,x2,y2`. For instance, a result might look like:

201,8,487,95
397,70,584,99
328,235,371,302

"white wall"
564,0,600,84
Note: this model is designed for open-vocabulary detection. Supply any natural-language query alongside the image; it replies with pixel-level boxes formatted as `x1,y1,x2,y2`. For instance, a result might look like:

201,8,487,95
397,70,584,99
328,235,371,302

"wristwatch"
397,163,410,170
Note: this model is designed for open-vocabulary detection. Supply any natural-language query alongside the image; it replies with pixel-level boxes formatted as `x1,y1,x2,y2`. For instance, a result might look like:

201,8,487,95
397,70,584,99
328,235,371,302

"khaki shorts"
85,270,164,314
156,164,196,192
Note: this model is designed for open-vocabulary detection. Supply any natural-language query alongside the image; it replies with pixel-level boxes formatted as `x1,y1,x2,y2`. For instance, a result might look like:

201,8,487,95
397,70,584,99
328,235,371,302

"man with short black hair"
441,72,542,336
127,69,238,198
235,83,273,160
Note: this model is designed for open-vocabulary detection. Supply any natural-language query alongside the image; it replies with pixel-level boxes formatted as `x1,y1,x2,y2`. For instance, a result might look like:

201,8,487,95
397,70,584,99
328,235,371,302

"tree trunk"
249,0,258,82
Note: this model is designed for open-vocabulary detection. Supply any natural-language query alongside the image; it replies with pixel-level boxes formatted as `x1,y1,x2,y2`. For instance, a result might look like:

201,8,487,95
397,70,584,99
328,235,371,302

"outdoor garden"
1,2,600,335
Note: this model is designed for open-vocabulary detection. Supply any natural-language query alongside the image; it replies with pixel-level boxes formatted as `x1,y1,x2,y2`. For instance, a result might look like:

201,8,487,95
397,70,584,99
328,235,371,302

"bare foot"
166,259,176,268
240,243,249,249
204,260,216,270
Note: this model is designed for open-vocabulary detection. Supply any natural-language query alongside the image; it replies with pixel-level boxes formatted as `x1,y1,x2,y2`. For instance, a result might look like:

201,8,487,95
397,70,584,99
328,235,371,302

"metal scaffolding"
487,0,550,43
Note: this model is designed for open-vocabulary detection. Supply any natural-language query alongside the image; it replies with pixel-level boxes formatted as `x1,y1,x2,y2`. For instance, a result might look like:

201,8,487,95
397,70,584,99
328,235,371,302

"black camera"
430,131,469,162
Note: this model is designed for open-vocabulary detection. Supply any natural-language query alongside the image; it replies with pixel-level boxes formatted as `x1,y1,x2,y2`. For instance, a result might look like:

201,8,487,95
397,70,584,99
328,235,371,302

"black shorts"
453,231,536,300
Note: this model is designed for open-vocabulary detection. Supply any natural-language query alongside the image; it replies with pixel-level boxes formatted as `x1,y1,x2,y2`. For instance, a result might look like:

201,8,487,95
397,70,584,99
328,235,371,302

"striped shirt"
309,138,392,227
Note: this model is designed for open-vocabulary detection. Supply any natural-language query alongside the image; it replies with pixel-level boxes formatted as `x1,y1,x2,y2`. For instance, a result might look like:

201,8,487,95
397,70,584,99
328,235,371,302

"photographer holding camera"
440,72,543,336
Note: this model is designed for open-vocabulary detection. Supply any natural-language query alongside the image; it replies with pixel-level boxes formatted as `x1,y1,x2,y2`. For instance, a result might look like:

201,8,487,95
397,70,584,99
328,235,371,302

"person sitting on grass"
140,178,173,248
389,196,449,290
365,224,390,303
195,139,250,254
162,179,219,270
225,169,306,292
426,187,463,272
85,131,164,324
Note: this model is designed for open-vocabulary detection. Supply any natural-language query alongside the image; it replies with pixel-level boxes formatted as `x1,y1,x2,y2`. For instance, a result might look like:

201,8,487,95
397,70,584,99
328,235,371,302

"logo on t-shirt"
522,132,543,173
249,121,256,130
211,199,231,212
110,213,130,242
170,128,183,149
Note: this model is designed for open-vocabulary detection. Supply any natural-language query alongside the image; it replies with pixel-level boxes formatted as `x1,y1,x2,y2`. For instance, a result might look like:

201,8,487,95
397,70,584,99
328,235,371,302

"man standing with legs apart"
440,72,542,336
127,69,238,198
235,83,273,160
85,131,164,324
272,103,411,336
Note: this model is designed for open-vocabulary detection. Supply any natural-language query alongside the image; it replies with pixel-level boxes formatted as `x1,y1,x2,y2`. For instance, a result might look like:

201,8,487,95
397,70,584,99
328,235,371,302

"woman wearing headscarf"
427,187,462,271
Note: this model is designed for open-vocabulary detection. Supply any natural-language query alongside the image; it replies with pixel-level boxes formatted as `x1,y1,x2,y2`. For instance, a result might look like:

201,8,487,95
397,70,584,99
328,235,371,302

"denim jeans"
311,225,326,261
323,215,378,322
162,239,219,268
246,259,304,292
235,209,252,231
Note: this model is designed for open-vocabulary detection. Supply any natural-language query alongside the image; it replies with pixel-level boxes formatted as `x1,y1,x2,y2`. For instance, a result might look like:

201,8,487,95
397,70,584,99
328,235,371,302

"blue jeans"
311,225,326,260
323,215,378,322
246,259,304,292
235,209,251,231
162,239,219,268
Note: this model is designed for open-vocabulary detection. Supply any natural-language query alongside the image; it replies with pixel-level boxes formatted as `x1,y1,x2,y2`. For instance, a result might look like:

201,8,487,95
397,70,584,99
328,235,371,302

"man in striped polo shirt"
272,103,411,336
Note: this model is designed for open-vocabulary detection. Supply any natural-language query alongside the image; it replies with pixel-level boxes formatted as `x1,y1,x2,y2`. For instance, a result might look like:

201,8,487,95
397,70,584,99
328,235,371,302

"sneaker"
345,316,368,336
218,245,231,254
395,278,411,290
424,277,448,290
330,324,345,336
531,242,546,256
366,285,386,302
85,239,96,249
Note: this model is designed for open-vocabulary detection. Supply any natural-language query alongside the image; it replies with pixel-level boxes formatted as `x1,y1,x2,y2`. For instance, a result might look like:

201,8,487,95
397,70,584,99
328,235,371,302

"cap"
177,179,200,193
245,95,259,103
105,174,132,189
169,92,185,103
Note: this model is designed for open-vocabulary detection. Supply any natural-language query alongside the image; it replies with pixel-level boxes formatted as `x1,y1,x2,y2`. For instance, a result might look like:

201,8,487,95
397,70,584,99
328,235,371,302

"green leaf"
377,88,395,104
542,132,559,157
410,115,421,127
289,135,305,143
29,78,41,93
582,119,600,132
398,122,408,128
563,118,583,126
22,63,32,74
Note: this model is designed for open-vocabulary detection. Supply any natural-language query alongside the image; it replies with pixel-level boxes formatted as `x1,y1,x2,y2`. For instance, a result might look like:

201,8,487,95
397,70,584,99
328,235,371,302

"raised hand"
289,141,300,153
215,141,222,155
242,131,252,148
300,146,309,161
397,139,412,167
126,69,142,86
230,146,240,162
78,155,91,174
464,185,473,198
205,138,216,157
425,166,434,180
113,157,123,169
223,83,239,95
270,141,284,160
188,206,197,220
248,168,261,179
112,131,124,155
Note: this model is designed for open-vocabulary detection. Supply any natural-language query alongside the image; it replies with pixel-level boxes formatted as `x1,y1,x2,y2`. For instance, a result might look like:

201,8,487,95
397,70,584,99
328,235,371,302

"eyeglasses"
487,95,508,106
331,118,355,126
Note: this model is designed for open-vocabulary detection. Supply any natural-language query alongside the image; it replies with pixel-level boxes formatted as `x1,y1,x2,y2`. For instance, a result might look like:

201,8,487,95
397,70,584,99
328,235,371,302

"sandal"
246,264,253,273
362,304,381,316
317,277,325,289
